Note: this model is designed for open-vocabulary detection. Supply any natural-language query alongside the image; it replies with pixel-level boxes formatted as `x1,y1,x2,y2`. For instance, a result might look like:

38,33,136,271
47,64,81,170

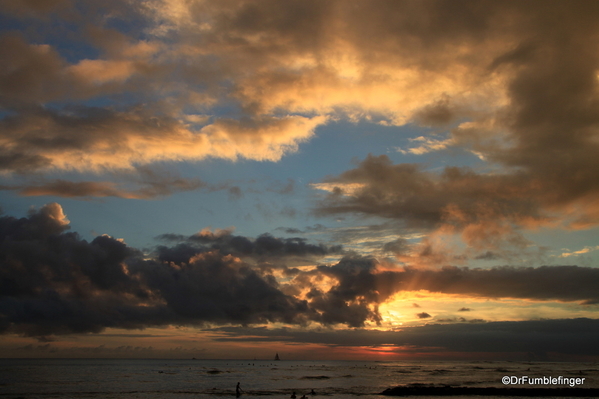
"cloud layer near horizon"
210,318,599,358
1,203,598,339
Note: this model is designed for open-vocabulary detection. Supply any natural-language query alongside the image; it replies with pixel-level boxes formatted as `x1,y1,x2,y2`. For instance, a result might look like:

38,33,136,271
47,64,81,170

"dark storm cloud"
380,264,599,304
362,259,599,305
2,204,598,337
284,256,599,327
299,256,383,327
210,318,599,357
0,203,312,336
155,229,343,262
127,252,310,326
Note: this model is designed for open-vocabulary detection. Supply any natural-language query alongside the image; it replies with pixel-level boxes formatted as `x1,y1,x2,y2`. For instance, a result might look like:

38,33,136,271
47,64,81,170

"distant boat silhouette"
274,352,280,361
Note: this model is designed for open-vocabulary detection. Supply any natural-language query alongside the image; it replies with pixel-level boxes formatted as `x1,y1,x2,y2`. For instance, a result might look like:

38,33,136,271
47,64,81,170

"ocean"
0,359,597,399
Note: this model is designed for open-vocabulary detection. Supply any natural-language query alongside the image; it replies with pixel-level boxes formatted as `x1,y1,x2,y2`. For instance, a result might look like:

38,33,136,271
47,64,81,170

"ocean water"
0,359,598,399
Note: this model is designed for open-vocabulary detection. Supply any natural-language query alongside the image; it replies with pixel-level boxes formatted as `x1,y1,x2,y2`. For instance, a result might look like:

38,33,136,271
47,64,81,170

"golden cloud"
0,110,325,172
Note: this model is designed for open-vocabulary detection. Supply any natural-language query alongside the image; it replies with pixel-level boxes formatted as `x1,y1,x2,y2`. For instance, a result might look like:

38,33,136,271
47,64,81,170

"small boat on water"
274,353,280,361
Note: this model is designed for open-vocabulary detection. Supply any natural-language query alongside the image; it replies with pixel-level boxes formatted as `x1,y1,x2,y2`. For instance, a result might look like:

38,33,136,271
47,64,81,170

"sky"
1,0,599,361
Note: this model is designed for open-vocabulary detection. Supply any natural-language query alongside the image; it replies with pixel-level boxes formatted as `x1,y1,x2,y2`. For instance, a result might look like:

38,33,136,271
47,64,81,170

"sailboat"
274,352,280,361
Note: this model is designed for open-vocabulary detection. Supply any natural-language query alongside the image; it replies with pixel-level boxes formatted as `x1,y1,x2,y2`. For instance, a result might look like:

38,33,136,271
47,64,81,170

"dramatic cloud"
382,265,599,305
291,255,599,326
5,0,598,198
156,228,343,264
1,204,598,338
0,204,313,336
2,1,599,351
314,155,539,263
0,107,325,172
304,1,599,260
0,203,347,336
314,151,597,263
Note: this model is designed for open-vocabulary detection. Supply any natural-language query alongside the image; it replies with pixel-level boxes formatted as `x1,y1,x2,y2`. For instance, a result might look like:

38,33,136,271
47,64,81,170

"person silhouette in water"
236,382,243,397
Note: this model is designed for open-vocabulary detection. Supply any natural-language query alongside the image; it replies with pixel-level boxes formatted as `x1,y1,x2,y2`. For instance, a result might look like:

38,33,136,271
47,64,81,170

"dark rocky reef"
381,385,599,397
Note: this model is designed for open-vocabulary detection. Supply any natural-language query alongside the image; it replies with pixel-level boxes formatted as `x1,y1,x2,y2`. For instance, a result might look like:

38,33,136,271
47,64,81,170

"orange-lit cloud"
1,203,599,361
1,203,595,337
314,151,598,264
0,108,325,173
2,1,599,365
2,1,598,214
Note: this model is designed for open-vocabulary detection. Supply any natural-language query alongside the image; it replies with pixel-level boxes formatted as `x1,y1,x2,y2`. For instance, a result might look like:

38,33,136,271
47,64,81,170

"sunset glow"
1,0,599,362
